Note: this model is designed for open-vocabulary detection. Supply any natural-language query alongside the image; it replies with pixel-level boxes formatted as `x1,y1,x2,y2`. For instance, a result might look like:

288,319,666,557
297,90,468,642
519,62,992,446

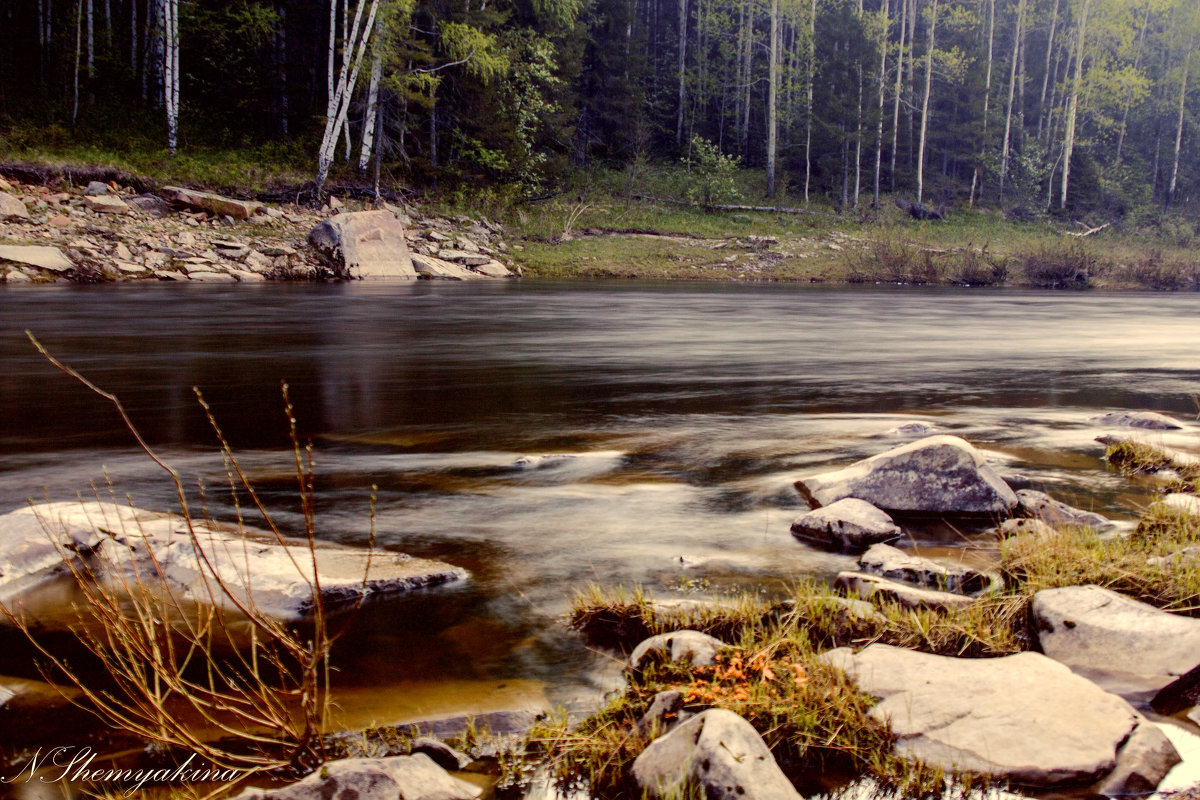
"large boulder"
822,644,1179,789
1091,411,1182,430
83,194,130,214
1016,489,1109,529
230,754,480,800
630,630,726,671
790,498,902,553
162,186,263,220
1032,585,1200,703
0,502,468,622
309,210,419,279
795,435,1018,516
0,245,73,273
857,543,993,594
632,708,802,800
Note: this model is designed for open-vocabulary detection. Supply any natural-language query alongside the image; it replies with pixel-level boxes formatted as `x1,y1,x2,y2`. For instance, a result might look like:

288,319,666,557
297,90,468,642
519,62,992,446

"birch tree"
766,0,780,197
917,0,939,204
316,0,382,193
1059,0,1091,209
998,0,1027,200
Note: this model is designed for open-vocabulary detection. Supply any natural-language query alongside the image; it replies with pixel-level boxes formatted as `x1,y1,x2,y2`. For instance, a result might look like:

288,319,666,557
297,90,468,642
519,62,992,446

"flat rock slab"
162,186,263,220
791,498,902,553
0,502,468,622
0,193,29,220
1091,411,1182,430
795,435,1018,516
309,210,418,279
822,644,1176,788
858,543,993,594
630,630,726,670
1017,489,1109,529
83,194,130,214
1033,585,1200,703
474,260,514,278
231,754,480,800
411,253,487,280
836,571,973,611
0,245,73,273
632,708,802,800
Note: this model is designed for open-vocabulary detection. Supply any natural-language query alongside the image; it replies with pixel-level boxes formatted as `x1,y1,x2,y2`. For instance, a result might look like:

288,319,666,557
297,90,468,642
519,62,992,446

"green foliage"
682,136,741,210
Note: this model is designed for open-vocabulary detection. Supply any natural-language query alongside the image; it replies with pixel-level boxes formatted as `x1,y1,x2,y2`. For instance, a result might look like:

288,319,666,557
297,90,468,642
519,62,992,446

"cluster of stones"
622,408,1200,798
0,175,518,283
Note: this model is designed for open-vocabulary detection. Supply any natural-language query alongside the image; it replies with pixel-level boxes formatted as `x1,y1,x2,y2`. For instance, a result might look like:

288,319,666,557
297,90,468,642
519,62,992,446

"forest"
0,0,1197,220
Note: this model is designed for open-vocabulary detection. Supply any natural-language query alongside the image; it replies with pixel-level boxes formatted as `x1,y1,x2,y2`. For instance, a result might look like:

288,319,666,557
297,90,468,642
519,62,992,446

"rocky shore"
0,175,518,283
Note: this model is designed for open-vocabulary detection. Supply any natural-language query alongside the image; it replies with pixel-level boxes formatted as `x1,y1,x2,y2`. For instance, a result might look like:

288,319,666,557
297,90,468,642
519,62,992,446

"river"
1,282,1199,792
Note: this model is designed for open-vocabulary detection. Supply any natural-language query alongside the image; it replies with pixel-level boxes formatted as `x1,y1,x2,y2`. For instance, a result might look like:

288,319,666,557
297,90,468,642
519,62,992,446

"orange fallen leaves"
679,650,808,706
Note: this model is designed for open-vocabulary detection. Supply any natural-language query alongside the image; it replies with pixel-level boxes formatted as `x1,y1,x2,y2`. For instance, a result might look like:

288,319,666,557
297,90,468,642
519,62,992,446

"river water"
1,282,1199,789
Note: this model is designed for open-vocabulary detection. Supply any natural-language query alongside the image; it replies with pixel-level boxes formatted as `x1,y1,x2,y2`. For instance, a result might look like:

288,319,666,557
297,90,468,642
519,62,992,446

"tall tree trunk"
852,0,864,208
767,0,779,198
86,0,94,105
1037,0,1059,140
276,6,288,136
906,0,917,169
359,46,382,171
890,0,908,189
970,0,995,206
316,0,382,192
676,0,688,147
998,0,1026,200
74,0,82,125
130,0,137,73
37,0,46,85
739,0,753,156
164,0,178,155
1168,42,1192,210
1116,2,1151,165
1060,0,1091,210
874,0,890,208
916,0,938,204
804,0,816,205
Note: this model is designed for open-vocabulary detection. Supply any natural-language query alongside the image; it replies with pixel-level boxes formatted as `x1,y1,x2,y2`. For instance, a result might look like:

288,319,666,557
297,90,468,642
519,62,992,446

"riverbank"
1,160,1197,288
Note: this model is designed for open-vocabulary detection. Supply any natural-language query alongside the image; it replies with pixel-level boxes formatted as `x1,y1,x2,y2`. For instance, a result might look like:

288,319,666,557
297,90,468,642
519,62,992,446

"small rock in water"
835,571,973,611
857,543,994,594
886,422,935,436
1090,411,1182,430
790,498,903,553
411,737,472,771
1016,489,1110,529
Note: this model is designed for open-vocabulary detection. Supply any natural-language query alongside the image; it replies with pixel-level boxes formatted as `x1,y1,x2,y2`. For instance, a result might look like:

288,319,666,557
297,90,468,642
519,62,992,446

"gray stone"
114,242,133,261
187,270,238,282
632,708,802,800
113,261,146,274
3,269,32,283
309,210,418,279
437,249,491,266
795,435,1019,515
1033,585,1200,703
411,737,471,771
0,193,29,220
83,194,131,214
154,269,190,281
998,517,1059,539
126,194,169,215
83,181,111,196
0,502,469,622
230,754,480,800
1095,721,1182,798
0,245,73,273
886,422,935,436
790,498,903,553
244,251,274,272
1091,411,1182,430
473,260,514,278
858,543,993,594
260,244,298,257
0,504,105,602
1017,489,1109,529
162,186,263,220
630,630,726,671
638,689,692,736
835,571,973,611
821,644,1175,789
411,253,486,280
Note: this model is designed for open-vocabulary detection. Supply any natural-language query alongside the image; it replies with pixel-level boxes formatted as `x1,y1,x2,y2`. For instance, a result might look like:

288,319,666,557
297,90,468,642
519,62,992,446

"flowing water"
1,282,1199,792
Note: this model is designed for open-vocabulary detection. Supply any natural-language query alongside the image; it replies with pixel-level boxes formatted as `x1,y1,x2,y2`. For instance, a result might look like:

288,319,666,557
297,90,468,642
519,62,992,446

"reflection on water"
1,282,1199,766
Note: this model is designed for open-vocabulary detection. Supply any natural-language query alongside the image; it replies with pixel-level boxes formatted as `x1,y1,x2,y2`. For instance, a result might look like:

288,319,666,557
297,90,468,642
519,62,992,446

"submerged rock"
835,571,973,611
1091,411,1182,430
822,644,1178,789
0,502,469,622
630,630,726,670
632,708,802,800
1016,489,1110,529
795,435,1018,516
309,210,418,280
231,754,480,800
790,498,902,553
1032,585,1200,703
857,543,993,594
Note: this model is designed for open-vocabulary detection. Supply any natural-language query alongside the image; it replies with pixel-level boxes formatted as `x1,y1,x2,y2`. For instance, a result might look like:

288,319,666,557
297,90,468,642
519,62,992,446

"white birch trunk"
970,0,994,206
766,0,779,198
998,0,1025,200
1060,0,1090,209
676,0,688,147
1168,44,1192,209
874,0,890,208
917,0,938,204
316,0,381,191
73,0,82,125
804,0,816,206
359,47,382,172
890,0,907,189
